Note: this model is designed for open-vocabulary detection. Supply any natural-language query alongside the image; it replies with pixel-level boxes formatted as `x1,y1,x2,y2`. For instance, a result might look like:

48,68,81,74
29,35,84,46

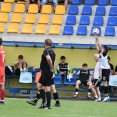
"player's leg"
64,0,68,10
74,80,81,98
95,87,101,102
19,61,23,72
22,61,27,71
37,0,41,12
26,0,31,11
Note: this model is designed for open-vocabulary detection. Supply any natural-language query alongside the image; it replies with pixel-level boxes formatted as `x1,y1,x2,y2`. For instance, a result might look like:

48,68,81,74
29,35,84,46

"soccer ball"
93,28,99,34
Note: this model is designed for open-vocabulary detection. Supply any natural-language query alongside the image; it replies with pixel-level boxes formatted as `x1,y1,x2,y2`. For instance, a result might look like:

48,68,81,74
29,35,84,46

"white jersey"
99,52,110,69
94,62,100,79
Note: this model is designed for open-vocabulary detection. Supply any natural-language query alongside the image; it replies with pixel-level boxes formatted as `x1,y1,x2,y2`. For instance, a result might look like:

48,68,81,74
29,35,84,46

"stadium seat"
93,16,104,26
38,14,49,24
82,6,92,15
0,23,4,33
90,26,101,36
0,3,11,13
4,0,14,2
107,17,117,26
0,13,8,22
14,4,25,13
35,24,46,34
68,6,79,15
17,0,26,4
21,24,32,34
63,26,74,35
109,7,117,16
111,0,117,6
76,26,87,35
11,13,22,23
49,25,60,34
105,27,115,36
79,16,90,25
65,16,76,25
7,23,18,33
55,5,65,15
52,15,63,25
95,7,106,16
41,5,52,14
85,0,95,5
24,14,36,24
98,0,108,6
54,74,62,84
71,0,82,5
28,4,38,14
9,88,20,98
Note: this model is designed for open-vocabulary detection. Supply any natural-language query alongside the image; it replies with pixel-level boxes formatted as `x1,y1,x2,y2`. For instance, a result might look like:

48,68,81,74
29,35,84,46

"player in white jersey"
95,33,110,102
93,54,101,102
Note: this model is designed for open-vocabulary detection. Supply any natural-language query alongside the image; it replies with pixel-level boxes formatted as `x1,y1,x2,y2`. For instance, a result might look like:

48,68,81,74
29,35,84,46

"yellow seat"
14,4,25,13
0,23,4,32
52,15,63,25
25,14,36,24
28,4,38,14
41,5,52,14
21,24,32,34
49,25,60,35
4,0,14,3
7,23,18,33
0,13,8,22
11,13,22,23
55,5,65,15
38,15,49,24
0,3,11,13
17,0,26,4
35,25,46,34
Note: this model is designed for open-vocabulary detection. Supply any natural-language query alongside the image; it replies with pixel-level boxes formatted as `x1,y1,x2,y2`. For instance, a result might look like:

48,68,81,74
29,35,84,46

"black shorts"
76,79,88,86
38,69,53,86
94,79,101,87
102,69,110,81
30,0,38,4
15,68,20,76
51,78,55,85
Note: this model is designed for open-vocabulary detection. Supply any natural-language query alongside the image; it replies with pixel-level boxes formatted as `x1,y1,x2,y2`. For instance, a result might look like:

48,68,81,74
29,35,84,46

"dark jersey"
79,70,90,81
58,63,69,72
109,63,114,71
40,47,56,70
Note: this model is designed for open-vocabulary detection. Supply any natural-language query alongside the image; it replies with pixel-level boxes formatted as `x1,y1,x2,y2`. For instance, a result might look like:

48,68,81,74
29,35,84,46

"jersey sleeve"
43,49,49,57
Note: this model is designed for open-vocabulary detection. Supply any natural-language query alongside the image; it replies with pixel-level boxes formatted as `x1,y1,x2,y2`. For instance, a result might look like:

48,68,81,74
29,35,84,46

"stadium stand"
28,4,38,13
24,14,36,24
66,16,76,25
82,6,92,15
35,24,46,34
107,17,117,26
0,23,4,33
68,6,79,15
111,0,117,6
79,16,90,25
41,5,52,14
10,13,22,23
84,0,95,6
4,0,15,3
21,24,32,34
76,26,87,35
90,26,101,36
105,27,115,36
52,15,63,25
63,26,74,35
93,16,104,26
14,4,25,13
38,14,49,24
49,25,60,34
0,13,8,22
7,23,19,33
98,0,108,6
71,0,81,5
0,3,11,13
95,6,106,16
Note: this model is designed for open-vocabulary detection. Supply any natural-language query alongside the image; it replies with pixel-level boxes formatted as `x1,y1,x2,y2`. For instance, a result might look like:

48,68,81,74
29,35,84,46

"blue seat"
79,16,90,25
93,16,104,26
105,27,115,36
85,0,95,5
98,0,108,6
111,0,117,6
95,7,106,16
63,26,74,35
68,6,79,15
109,7,117,16
54,74,62,84
66,16,76,25
107,17,117,26
28,67,40,78
9,88,20,98
90,26,101,36
77,26,87,35
71,0,82,5
82,6,92,15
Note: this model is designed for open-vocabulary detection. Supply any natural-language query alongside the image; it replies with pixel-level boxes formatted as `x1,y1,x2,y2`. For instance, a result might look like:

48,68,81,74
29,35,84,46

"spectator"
59,0,68,10
108,56,114,75
115,65,117,75
14,55,28,76
26,0,41,12
57,56,70,78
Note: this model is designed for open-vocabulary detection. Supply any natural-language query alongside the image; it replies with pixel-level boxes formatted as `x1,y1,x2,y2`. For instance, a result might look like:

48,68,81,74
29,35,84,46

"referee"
38,39,55,109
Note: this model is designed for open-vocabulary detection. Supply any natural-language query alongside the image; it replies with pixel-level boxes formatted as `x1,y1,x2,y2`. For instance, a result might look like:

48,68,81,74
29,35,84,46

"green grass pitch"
0,98,117,117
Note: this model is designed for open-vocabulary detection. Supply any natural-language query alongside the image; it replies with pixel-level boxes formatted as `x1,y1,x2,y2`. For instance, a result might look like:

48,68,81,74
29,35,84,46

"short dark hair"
0,38,2,45
60,56,66,60
18,55,23,59
82,63,88,67
103,45,108,52
108,56,110,61
45,39,52,46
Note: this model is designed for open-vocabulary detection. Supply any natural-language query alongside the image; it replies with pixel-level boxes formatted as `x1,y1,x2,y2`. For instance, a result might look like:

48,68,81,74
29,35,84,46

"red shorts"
0,76,4,84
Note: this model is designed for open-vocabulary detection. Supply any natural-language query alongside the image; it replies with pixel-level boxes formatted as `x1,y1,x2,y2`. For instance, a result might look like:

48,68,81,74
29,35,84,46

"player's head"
44,39,52,48
0,38,2,46
60,56,66,63
82,63,88,70
102,45,108,53
108,56,110,63
94,54,100,62
18,55,23,61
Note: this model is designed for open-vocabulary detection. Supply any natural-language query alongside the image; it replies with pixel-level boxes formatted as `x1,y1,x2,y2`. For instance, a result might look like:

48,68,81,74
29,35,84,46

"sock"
104,86,108,96
75,89,79,94
20,68,23,72
46,92,51,107
95,95,98,98
88,89,91,95
34,91,41,103
39,89,45,104
98,98,101,101
1,89,5,101
53,92,60,104
24,68,26,71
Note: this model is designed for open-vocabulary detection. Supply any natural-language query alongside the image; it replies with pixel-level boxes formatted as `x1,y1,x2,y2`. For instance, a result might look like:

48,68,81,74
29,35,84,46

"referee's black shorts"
38,69,53,86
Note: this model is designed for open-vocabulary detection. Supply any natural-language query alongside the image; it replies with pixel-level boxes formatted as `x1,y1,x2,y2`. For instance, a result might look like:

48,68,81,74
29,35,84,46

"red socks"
0,89,5,101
